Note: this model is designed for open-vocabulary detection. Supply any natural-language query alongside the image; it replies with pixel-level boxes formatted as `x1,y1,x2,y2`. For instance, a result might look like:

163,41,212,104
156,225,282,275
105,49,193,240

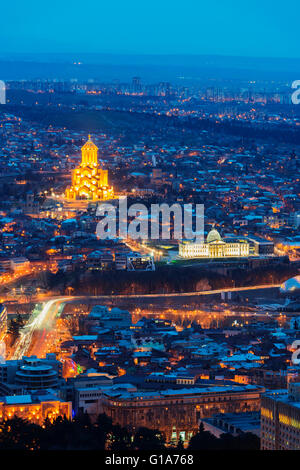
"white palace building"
179,228,250,259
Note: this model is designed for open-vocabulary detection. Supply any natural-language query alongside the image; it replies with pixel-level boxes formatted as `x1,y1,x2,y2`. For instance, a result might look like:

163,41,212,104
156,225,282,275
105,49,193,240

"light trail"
11,297,72,360
33,283,280,303
74,283,281,299
8,284,280,360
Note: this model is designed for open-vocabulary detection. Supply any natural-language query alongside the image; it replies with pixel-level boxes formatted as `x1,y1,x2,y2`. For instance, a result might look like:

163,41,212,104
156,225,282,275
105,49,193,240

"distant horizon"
1,52,300,83
1,52,300,61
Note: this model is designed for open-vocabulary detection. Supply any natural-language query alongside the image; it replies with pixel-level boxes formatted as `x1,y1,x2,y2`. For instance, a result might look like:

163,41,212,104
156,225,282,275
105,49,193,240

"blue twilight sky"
0,0,299,58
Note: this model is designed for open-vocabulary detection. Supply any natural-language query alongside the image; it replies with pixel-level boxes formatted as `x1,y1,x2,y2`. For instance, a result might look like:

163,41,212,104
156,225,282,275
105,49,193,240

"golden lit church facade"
65,136,114,201
179,228,249,258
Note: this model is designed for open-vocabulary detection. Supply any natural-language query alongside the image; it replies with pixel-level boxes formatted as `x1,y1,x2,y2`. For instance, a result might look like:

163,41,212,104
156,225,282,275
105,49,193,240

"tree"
109,424,132,451
40,413,101,450
132,427,166,451
188,428,260,451
188,424,218,450
0,417,42,450
176,436,185,451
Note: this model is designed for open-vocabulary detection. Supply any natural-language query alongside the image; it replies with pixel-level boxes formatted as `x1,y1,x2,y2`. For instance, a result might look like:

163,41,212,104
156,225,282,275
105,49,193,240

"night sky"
0,0,299,58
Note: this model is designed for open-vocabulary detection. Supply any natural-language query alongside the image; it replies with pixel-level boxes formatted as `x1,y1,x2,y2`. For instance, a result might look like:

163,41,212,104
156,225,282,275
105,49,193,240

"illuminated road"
10,297,72,360
72,283,281,299
15,283,281,306
8,283,281,360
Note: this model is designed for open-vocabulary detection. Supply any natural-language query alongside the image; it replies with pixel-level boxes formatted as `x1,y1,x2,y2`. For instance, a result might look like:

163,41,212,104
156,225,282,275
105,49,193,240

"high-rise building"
132,77,141,93
0,304,7,343
65,136,114,201
261,382,300,450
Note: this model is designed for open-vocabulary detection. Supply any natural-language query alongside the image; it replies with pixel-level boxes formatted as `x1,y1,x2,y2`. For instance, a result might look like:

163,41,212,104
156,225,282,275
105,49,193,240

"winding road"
8,283,281,359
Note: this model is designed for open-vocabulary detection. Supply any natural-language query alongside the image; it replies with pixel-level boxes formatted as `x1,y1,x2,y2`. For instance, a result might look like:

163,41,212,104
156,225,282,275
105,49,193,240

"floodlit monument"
65,136,114,201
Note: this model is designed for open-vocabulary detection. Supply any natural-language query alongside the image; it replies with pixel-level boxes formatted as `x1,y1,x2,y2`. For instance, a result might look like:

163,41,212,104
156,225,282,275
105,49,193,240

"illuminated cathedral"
65,136,114,201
